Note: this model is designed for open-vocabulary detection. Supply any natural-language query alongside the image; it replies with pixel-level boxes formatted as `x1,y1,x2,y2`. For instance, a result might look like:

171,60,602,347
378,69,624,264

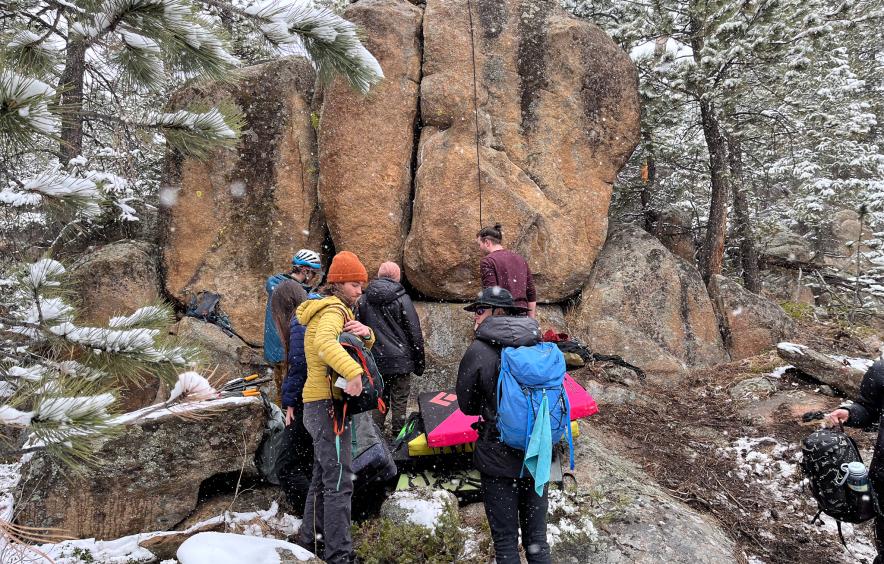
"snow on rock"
769,365,794,378
177,532,315,564
379,489,457,531
777,342,807,356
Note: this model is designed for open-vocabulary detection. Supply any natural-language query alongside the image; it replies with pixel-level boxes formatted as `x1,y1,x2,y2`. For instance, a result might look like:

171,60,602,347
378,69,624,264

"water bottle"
841,461,877,521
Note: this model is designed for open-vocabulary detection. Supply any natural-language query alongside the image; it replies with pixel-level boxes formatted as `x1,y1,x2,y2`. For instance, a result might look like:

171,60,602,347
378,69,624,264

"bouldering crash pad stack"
393,374,598,499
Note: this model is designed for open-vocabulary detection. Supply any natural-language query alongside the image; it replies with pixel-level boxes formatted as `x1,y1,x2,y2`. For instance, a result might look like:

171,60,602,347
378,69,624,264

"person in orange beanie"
295,250,373,563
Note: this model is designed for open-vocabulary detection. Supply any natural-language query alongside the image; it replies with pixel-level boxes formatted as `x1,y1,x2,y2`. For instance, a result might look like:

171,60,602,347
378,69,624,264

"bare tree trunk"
59,39,87,163
727,134,760,292
640,144,657,233
697,98,730,286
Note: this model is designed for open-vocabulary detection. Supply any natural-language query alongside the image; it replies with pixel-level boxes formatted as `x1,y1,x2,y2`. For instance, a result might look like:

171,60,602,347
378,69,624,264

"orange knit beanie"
326,251,368,283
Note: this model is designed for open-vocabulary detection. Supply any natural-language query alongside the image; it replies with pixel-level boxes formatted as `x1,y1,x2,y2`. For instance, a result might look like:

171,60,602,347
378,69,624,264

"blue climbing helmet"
292,249,322,270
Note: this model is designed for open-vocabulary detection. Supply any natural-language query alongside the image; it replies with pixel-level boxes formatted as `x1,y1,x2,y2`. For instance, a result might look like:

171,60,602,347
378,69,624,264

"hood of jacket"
474,316,540,348
364,277,406,306
296,295,348,326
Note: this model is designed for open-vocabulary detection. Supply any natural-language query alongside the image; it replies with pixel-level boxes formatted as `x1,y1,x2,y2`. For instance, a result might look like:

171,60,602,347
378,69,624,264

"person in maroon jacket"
476,223,537,319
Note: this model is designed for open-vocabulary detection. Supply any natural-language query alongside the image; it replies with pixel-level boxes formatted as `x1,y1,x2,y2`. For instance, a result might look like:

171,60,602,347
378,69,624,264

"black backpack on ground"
801,427,880,541
186,291,238,338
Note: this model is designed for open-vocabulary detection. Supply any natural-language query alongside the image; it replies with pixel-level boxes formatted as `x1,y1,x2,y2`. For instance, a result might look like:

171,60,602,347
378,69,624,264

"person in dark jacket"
827,359,884,563
272,280,313,513
456,287,550,564
356,261,425,437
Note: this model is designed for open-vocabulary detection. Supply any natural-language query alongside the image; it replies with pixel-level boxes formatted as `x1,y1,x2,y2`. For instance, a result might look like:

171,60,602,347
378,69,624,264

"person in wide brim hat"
464,286,530,315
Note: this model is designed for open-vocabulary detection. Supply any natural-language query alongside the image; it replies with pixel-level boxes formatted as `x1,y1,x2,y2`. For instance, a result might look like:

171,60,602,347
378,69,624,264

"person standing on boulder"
295,251,374,564
826,358,884,564
264,249,323,395
456,287,550,564
356,261,425,438
477,223,537,319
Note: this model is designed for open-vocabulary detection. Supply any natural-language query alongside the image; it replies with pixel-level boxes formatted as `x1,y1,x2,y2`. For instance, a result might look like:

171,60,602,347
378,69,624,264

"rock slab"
15,397,265,539
70,240,161,325
160,58,323,345
569,224,729,376
556,426,737,563
317,0,423,276
715,274,795,360
403,0,640,300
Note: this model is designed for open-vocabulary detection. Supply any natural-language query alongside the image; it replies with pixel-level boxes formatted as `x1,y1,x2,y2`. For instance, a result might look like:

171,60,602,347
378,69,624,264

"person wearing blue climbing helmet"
291,248,323,294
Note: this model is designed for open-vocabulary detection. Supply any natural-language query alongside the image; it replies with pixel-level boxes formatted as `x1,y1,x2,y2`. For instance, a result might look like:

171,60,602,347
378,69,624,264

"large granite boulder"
317,0,423,276
70,240,161,325
15,397,265,539
160,58,323,345
402,0,640,300
715,275,795,360
568,224,729,376
414,301,566,391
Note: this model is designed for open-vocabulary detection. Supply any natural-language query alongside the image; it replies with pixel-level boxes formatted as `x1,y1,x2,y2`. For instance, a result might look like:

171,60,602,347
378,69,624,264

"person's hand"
344,320,371,339
345,374,363,396
285,406,294,426
826,408,850,428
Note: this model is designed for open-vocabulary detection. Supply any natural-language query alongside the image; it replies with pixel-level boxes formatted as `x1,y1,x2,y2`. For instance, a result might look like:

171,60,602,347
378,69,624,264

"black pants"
481,474,551,564
277,403,314,513
371,372,410,438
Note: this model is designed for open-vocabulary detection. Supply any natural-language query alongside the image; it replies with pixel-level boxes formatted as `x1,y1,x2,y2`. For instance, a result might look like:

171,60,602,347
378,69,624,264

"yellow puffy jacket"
297,295,375,404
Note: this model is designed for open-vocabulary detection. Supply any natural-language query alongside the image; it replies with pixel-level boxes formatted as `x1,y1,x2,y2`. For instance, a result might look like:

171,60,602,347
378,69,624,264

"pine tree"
0,0,383,485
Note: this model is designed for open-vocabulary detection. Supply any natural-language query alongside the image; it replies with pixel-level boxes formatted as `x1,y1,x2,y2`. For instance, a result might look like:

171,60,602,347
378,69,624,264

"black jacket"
845,360,884,488
456,315,540,478
355,277,425,376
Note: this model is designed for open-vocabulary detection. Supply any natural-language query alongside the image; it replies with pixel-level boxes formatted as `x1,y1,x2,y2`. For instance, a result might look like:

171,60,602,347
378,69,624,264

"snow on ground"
546,489,598,546
176,531,313,564
385,489,451,531
0,493,302,564
724,436,877,563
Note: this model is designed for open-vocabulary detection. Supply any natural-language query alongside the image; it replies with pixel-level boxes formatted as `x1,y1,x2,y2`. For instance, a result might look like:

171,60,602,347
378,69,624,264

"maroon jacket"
480,249,536,309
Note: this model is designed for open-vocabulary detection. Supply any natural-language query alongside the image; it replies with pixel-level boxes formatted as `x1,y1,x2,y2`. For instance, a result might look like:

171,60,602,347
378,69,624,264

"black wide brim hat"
463,286,529,313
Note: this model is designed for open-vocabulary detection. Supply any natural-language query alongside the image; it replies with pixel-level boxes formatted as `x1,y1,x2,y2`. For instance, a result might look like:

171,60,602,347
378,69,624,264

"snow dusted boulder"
15,396,266,540
568,225,729,377
555,426,737,563
402,0,640,300
413,301,565,391
317,0,423,277
715,275,795,361
177,532,321,564
171,316,266,383
379,489,458,531
70,240,162,326
160,57,324,345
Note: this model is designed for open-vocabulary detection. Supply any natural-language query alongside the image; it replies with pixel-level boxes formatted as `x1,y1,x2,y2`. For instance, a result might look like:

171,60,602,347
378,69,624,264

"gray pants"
371,372,410,438
299,400,353,564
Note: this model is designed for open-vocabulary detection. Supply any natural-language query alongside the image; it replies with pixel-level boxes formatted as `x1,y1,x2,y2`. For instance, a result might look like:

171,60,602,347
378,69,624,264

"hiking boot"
293,536,324,559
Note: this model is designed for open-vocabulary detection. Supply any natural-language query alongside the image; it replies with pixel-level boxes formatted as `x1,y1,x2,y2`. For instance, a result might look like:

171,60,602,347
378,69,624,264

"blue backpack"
496,342,574,492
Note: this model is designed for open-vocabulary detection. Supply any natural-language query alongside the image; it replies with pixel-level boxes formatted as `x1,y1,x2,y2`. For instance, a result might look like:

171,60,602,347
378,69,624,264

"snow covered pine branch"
0,258,200,466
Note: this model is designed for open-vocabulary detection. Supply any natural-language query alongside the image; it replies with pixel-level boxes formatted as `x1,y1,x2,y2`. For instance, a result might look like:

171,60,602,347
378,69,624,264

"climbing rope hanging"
466,0,483,229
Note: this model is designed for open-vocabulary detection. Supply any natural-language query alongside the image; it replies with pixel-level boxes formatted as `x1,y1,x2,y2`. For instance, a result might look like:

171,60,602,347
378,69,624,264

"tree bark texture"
59,39,87,163
697,98,730,286
727,134,760,292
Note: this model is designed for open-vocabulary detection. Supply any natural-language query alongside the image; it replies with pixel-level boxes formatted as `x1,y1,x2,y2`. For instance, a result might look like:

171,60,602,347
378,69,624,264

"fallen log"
776,342,870,398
